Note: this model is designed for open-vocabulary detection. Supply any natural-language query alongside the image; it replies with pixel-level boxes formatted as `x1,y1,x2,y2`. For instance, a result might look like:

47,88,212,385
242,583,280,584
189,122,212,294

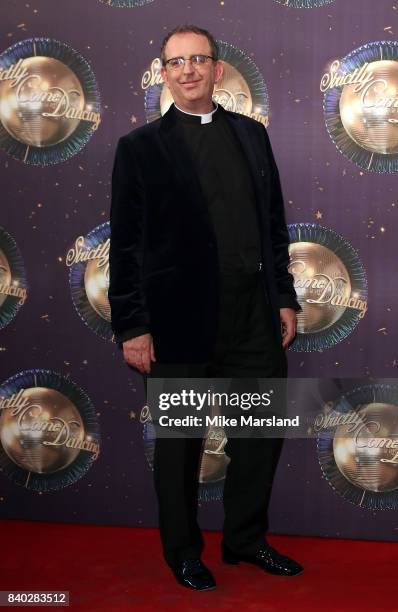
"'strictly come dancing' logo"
288,224,368,352
0,38,101,165
0,370,100,492
316,384,398,510
142,41,269,126
275,0,333,7
321,41,398,172
0,227,28,330
66,222,112,342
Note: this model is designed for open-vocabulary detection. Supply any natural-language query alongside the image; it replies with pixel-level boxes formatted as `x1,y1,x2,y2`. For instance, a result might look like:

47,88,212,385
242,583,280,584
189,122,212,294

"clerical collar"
173,102,219,124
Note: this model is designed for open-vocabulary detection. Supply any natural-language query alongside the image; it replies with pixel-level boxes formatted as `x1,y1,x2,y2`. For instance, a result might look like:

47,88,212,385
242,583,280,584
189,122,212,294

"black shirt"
173,103,262,274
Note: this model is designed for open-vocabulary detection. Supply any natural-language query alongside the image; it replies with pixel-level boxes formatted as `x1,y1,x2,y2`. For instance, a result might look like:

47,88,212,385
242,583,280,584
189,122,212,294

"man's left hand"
280,308,297,349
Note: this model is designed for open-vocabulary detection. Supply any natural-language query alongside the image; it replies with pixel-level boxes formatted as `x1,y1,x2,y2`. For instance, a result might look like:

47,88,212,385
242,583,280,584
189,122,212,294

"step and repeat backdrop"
0,0,397,541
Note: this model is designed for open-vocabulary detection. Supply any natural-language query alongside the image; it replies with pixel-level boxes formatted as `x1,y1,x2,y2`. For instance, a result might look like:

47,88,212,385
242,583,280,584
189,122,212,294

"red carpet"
0,521,396,611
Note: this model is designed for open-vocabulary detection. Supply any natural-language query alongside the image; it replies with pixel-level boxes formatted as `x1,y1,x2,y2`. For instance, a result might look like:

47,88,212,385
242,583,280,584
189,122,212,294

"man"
109,25,303,591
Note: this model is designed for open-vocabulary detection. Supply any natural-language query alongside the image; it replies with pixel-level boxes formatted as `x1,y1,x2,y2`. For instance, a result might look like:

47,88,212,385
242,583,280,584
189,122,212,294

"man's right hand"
122,333,156,374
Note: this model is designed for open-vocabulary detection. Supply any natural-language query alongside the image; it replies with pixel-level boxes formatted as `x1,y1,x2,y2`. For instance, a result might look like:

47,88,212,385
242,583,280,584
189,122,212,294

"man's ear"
160,66,169,87
214,60,224,85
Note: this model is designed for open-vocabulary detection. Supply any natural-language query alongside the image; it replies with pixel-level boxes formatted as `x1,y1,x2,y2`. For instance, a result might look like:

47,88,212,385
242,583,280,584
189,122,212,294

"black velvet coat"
108,104,300,363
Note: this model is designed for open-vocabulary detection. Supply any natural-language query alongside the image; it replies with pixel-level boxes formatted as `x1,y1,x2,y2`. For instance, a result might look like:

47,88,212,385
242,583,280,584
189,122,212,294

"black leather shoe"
222,543,303,577
172,557,216,590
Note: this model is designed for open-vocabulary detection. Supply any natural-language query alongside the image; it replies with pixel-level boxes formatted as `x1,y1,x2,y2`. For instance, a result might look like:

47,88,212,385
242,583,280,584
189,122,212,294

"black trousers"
148,270,287,568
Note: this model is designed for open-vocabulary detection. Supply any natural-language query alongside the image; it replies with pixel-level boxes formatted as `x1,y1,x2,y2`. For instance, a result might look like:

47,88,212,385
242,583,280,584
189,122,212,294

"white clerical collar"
174,102,219,124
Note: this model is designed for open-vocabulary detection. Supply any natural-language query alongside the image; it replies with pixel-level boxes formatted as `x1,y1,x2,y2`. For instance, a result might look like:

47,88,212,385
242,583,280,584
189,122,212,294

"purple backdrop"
1,0,397,541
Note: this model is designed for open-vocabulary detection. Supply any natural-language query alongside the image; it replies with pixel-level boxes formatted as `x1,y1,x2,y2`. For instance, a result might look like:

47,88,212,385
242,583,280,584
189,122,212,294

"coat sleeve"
261,126,301,312
108,136,150,344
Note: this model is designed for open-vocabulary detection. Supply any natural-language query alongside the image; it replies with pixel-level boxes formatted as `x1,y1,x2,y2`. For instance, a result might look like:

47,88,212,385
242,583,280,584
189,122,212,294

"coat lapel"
158,105,214,228
220,106,267,227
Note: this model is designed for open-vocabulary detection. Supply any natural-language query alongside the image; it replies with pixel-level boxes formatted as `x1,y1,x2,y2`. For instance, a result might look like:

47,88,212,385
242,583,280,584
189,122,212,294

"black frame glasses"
164,54,216,70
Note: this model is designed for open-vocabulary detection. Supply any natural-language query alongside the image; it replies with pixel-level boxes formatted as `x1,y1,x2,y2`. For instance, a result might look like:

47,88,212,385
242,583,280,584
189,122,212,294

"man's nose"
182,59,195,75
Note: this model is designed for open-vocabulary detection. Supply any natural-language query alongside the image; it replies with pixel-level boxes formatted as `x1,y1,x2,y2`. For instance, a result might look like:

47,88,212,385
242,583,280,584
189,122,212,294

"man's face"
160,32,223,111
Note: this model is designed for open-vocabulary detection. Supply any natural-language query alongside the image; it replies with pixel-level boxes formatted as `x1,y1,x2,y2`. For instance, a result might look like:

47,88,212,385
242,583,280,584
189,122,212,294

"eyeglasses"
164,54,216,70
